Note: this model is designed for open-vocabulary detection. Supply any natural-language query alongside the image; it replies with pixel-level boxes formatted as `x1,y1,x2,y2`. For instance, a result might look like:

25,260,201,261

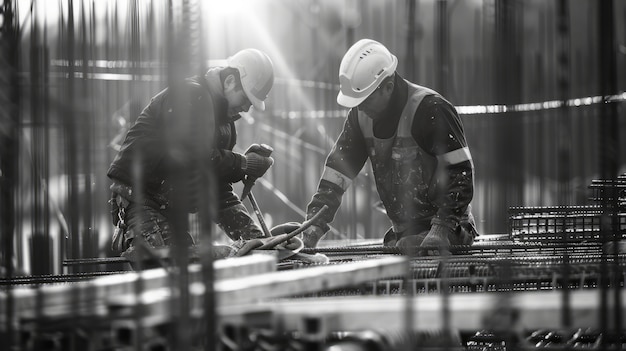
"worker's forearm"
432,161,474,227
306,179,345,232
217,203,263,241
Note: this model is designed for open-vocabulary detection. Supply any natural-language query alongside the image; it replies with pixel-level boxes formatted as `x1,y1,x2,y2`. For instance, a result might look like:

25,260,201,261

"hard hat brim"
251,101,265,112
250,95,265,111
246,93,265,111
337,91,369,108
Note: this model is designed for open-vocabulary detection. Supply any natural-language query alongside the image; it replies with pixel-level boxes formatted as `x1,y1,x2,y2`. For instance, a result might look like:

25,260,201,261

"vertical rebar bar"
556,0,572,328
65,0,80,275
435,0,448,95
125,3,148,351
78,0,93,274
402,255,414,351
405,0,416,82
0,0,19,347
598,0,621,345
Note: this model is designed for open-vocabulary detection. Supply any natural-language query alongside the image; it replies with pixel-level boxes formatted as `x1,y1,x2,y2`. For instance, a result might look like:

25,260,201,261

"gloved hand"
244,143,270,156
396,230,429,248
383,226,429,248
301,225,326,248
242,152,274,178
419,223,454,256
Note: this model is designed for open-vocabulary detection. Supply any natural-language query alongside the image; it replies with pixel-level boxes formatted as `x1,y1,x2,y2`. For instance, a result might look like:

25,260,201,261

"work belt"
109,181,170,252
110,195,128,252
109,182,169,211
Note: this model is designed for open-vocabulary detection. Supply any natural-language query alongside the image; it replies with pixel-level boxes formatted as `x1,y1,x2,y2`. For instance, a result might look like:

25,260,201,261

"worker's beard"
227,105,247,118
227,112,242,122
227,108,240,117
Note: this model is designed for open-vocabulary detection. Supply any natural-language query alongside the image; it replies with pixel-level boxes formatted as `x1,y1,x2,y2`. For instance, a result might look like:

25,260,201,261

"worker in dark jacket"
107,48,275,259
301,39,477,255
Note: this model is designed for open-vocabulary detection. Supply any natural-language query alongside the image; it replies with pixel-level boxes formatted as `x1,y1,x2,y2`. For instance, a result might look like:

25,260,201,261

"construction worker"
300,39,478,255
107,48,276,261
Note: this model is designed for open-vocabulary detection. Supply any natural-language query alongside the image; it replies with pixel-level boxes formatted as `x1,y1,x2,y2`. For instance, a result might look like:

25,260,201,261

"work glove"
396,230,429,248
244,143,270,156
301,225,326,248
242,152,274,178
419,223,454,256
383,226,429,248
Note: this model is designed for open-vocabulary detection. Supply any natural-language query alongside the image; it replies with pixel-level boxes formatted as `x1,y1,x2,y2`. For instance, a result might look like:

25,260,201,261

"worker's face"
358,80,393,119
224,74,252,116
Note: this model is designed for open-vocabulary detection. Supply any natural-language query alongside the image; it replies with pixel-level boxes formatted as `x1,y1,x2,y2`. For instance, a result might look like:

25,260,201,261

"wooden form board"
0,254,277,322
221,289,626,332
103,256,409,324
215,256,407,304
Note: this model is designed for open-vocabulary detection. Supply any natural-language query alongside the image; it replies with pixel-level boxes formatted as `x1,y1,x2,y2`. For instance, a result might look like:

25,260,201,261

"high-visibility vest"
357,81,440,232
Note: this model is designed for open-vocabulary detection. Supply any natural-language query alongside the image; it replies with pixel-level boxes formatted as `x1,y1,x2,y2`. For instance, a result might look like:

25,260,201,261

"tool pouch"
111,222,125,253
110,194,130,252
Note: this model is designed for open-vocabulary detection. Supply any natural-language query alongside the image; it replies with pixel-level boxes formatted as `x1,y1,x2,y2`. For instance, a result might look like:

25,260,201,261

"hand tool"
247,189,272,238
240,144,274,238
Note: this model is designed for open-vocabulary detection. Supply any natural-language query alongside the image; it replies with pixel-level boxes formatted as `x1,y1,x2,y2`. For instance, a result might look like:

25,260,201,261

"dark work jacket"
107,68,262,240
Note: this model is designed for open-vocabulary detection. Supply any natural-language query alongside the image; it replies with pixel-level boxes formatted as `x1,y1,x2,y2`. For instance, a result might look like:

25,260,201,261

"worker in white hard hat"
107,48,279,265
300,39,478,256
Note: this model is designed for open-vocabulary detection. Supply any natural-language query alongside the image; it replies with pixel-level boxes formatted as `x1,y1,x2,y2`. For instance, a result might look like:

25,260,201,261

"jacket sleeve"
306,109,369,231
206,155,262,240
413,96,474,228
216,185,264,241
210,148,247,183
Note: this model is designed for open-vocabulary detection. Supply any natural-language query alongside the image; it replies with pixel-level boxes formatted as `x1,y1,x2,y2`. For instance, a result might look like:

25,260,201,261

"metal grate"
588,177,626,207
508,205,626,242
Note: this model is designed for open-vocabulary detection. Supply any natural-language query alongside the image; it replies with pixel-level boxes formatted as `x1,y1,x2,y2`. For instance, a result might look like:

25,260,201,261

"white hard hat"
227,49,275,111
337,39,398,108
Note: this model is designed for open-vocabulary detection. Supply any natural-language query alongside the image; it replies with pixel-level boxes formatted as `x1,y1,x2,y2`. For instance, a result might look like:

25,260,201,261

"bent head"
226,48,274,114
221,68,253,116
357,75,395,118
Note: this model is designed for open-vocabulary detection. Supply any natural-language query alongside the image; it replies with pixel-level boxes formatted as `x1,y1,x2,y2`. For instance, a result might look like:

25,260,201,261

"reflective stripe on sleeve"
321,166,353,192
437,147,472,165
